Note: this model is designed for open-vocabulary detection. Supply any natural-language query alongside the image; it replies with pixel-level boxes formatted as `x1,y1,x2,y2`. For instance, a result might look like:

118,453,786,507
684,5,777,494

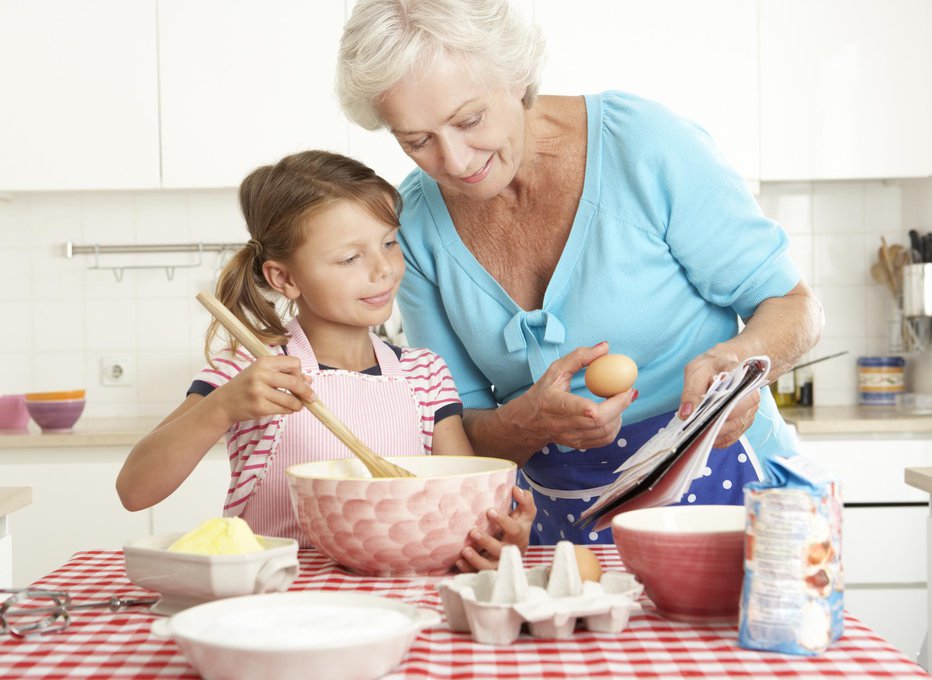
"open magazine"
577,356,771,532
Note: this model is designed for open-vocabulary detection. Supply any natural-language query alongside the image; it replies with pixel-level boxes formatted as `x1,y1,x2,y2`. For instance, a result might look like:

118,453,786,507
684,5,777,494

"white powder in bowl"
181,603,412,649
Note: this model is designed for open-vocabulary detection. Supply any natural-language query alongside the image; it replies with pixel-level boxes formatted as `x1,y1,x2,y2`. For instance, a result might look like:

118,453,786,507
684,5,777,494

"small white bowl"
155,591,441,680
123,533,299,616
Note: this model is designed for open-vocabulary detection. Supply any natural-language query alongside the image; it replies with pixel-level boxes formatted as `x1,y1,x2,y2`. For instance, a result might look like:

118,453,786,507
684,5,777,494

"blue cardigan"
397,90,800,465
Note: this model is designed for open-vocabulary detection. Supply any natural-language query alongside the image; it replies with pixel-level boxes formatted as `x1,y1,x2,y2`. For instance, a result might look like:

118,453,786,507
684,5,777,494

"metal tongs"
0,588,158,638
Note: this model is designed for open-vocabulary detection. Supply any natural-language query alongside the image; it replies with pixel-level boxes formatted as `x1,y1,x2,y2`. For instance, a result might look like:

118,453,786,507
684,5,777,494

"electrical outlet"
101,357,134,386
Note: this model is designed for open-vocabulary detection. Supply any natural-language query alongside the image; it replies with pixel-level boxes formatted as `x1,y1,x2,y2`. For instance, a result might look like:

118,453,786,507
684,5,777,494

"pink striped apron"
241,323,422,543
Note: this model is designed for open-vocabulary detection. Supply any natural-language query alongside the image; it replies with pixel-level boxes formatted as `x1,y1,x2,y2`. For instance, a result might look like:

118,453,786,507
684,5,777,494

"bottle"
796,367,814,407
771,370,797,408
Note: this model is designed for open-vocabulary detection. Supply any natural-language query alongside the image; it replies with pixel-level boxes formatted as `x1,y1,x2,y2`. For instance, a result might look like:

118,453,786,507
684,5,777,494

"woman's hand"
511,343,638,454
679,348,760,448
212,355,315,425
455,487,537,572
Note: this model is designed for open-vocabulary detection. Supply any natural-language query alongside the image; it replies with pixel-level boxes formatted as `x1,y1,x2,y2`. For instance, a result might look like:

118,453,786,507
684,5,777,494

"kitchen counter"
907,467,932,494
0,418,160,448
0,487,31,517
0,486,31,587
780,405,932,436
1,409,930,448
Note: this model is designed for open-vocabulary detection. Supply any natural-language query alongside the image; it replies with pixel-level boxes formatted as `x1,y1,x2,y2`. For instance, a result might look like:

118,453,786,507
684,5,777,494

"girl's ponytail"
203,243,289,362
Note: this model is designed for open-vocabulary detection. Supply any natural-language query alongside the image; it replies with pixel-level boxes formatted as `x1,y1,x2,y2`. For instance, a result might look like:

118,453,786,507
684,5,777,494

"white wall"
0,178,929,417
0,189,243,418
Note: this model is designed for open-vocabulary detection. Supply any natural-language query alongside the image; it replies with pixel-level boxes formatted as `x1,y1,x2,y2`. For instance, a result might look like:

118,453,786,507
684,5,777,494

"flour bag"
739,455,844,655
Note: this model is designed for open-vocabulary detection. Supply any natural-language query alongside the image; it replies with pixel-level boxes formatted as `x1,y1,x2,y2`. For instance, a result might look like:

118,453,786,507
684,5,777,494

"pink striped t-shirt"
189,339,463,517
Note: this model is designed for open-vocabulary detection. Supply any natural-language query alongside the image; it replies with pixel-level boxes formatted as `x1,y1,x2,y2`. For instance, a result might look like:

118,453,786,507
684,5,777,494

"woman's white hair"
337,0,546,130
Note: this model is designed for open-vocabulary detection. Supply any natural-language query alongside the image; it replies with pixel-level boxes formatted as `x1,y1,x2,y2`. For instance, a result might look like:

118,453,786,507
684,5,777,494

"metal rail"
64,241,244,281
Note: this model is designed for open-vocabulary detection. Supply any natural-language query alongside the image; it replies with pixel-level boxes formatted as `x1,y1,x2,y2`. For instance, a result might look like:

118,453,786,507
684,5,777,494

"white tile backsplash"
812,182,866,233
763,178,932,405
0,178,930,414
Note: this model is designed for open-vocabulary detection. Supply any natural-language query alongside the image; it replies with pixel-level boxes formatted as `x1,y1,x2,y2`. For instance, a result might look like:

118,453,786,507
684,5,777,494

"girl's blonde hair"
337,0,546,130
206,150,401,359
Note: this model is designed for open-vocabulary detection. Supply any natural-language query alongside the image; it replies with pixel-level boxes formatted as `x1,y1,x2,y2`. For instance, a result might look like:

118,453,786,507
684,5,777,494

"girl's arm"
116,355,314,511
431,414,538,571
430,414,474,455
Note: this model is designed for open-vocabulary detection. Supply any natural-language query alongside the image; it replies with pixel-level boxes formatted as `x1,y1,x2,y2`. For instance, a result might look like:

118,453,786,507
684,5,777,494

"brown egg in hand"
573,545,603,582
585,354,638,398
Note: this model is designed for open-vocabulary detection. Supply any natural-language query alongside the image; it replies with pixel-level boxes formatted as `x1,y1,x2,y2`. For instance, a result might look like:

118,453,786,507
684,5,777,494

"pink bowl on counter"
611,505,746,623
287,456,516,577
25,399,85,432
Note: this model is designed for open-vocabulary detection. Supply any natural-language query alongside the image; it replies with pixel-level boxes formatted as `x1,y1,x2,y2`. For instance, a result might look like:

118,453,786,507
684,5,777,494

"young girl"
116,150,535,571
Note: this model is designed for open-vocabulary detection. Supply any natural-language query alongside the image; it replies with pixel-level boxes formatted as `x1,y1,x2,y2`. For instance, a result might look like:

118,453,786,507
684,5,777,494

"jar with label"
856,356,905,406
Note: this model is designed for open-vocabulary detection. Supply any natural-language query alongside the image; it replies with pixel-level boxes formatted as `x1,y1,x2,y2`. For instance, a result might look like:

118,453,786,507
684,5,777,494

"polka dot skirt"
517,410,761,545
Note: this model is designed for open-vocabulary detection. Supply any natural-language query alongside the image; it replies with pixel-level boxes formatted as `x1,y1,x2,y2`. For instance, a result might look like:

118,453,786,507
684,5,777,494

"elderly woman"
337,0,823,545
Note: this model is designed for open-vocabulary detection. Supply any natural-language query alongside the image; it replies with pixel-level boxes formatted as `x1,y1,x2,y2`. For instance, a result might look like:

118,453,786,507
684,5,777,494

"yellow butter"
167,517,265,555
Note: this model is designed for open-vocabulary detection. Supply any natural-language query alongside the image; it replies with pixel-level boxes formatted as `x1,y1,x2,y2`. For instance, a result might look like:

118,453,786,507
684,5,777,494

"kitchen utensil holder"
903,263,932,317
65,241,243,282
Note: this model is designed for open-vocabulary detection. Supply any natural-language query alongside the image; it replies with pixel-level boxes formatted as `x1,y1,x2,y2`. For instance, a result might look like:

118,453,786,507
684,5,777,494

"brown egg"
573,545,603,582
585,354,638,398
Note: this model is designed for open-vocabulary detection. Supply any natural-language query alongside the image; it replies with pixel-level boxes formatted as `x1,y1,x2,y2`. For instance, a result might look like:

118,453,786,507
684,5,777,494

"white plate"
165,591,440,680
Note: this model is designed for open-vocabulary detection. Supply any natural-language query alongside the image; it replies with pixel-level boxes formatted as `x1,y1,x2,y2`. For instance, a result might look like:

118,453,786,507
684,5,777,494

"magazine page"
578,356,771,531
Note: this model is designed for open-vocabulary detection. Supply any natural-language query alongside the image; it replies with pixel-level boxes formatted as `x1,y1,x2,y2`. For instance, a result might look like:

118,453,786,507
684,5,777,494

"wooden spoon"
196,290,414,479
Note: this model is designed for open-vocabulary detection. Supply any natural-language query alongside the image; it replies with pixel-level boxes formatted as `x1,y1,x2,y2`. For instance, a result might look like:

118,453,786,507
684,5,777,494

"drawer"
845,586,926,658
796,437,932,503
844,505,928,584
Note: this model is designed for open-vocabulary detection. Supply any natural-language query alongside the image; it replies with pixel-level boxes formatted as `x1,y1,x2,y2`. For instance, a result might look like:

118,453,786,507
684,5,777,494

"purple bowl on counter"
25,399,85,433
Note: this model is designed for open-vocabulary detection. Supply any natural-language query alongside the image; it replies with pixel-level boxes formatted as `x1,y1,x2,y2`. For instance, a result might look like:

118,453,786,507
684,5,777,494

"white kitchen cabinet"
158,0,348,188
0,444,228,587
0,0,161,191
347,127,416,189
533,0,760,181
760,0,932,180
797,433,932,658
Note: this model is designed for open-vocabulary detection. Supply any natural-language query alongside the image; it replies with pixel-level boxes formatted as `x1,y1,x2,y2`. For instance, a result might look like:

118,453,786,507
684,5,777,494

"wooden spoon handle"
196,290,414,478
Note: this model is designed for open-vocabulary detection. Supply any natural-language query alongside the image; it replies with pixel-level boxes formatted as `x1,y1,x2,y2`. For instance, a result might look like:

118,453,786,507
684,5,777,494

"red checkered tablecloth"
0,546,928,679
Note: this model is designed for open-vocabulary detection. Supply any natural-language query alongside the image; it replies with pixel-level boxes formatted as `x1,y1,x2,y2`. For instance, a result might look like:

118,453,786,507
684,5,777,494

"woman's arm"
679,279,823,447
116,355,313,511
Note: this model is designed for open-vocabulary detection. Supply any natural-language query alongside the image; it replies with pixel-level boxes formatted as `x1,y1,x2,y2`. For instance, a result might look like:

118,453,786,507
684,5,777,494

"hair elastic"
246,239,264,259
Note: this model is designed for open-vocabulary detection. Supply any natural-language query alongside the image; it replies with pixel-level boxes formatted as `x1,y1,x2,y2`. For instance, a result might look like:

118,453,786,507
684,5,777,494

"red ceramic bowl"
611,505,746,623
25,399,85,433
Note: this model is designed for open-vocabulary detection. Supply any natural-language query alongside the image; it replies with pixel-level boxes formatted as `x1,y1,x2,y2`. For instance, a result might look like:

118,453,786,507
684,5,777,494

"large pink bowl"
611,505,746,623
287,456,516,576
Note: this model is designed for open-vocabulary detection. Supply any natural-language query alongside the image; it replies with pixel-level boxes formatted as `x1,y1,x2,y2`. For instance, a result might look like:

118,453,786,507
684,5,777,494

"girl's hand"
213,355,315,425
679,348,761,448
455,487,537,572
513,343,638,453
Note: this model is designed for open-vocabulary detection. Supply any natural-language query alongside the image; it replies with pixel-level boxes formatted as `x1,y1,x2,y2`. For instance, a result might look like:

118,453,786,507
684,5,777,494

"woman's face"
377,55,528,201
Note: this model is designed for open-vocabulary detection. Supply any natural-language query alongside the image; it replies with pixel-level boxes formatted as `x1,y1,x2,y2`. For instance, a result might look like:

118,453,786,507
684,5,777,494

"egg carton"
437,542,642,645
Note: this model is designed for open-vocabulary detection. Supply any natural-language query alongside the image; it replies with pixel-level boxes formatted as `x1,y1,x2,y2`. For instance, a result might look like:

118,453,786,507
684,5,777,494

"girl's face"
271,199,405,332
377,55,528,202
